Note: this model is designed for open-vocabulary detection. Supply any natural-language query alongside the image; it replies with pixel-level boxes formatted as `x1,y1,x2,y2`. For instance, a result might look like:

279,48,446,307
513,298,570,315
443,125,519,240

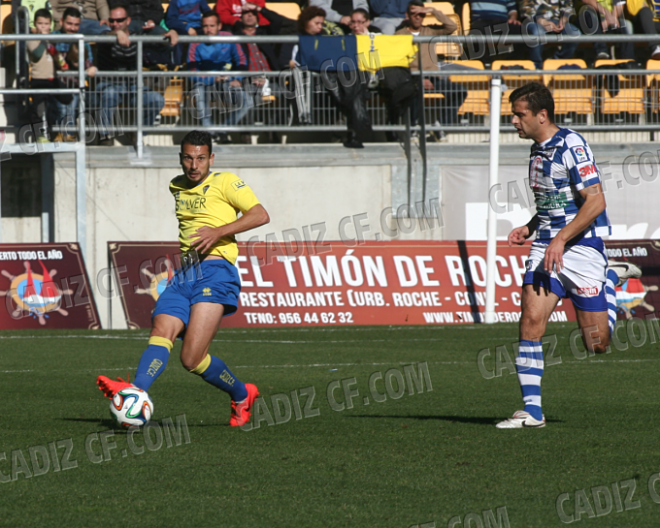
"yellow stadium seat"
462,2,470,33
161,78,183,117
2,3,14,34
594,59,644,115
646,59,660,112
264,2,301,20
428,13,462,58
543,59,593,115
491,60,541,114
424,2,456,15
446,60,490,115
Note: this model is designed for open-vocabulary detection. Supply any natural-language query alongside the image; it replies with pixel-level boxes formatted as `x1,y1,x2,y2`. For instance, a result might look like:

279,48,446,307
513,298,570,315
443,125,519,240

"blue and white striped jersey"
528,128,611,244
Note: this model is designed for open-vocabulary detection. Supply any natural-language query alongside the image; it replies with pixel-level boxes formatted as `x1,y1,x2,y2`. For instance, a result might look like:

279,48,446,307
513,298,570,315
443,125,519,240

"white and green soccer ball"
109,387,154,429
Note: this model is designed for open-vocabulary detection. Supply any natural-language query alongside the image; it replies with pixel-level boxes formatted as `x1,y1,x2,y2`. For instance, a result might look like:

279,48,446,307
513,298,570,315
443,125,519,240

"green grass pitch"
1,322,660,527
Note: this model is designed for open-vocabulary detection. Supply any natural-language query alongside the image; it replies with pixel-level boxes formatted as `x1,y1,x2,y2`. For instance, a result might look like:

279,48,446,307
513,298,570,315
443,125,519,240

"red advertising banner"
227,241,577,327
108,241,180,329
109,240,575,328
0,243,100,329
109,239,660,329
605,240,660,321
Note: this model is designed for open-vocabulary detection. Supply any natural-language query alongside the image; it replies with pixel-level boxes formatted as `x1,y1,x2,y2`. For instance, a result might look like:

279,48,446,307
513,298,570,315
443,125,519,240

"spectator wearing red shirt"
215,0,270,26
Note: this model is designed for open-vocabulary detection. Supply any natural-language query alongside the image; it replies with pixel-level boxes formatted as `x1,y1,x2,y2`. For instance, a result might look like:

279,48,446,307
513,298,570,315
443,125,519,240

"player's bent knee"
182,354,210,374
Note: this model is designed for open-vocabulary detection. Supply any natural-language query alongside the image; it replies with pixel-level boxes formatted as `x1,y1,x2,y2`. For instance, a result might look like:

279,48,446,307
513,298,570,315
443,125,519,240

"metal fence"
3,33,660,152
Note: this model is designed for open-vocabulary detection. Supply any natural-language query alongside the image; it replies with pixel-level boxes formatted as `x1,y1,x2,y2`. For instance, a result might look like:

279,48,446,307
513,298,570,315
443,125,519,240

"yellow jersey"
170,171,261,265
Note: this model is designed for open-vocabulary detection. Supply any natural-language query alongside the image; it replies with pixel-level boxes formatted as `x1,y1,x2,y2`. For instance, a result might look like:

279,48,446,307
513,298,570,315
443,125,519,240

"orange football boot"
97,374,134,398
229,383,259,427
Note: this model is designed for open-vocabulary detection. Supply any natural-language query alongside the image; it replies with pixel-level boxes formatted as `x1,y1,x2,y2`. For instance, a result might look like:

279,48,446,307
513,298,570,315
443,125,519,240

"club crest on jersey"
231,180,247,191
530,156,544,187
203,185,210,194
572,146,588,163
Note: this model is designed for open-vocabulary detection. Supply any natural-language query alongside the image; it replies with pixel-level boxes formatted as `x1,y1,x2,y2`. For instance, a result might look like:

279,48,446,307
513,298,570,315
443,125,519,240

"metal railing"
4,34,660,146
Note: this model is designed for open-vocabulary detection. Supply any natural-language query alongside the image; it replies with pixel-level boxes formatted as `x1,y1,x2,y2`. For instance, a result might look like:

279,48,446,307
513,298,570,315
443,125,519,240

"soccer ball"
109,387,154,429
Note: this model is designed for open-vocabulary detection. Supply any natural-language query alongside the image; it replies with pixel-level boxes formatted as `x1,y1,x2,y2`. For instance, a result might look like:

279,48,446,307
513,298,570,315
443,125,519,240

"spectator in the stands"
234,2,287,70
310,0,368,33
51,7,97,141
50,0,110,34
349,8,383,33
188,11,251,144
520,0,580,68
215,0,270,27
577,0,634,60
26,9,73,142
616,0,660,59
396,0,467,137
467,0,526,61
233,2,288,105
96,1,178,145
126,0,167,35
281,5,328,68
370,0,409,34
166,0,210,35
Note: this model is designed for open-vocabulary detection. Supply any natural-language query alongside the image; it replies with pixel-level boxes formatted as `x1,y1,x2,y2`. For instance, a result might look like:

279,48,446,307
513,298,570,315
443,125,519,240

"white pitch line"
0,335,452,344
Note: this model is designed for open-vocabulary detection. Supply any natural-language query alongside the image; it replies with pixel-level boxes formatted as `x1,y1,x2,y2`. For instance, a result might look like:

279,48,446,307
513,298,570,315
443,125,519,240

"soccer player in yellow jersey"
97,130,270,427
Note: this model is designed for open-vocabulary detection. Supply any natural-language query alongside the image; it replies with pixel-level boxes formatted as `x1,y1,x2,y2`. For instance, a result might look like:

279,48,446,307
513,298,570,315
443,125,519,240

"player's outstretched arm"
190,204,270,254
508,214,539,246
543,183,606,273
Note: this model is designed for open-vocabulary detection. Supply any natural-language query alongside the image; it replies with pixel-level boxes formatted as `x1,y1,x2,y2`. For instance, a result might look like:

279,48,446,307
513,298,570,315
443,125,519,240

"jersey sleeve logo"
572,146,589,163
577,162,596,179
231,179,247,191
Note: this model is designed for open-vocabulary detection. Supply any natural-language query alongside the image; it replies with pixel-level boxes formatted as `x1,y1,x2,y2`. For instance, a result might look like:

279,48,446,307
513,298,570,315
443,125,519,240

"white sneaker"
652,46,660,61
496,410,546,429
608,261,642,287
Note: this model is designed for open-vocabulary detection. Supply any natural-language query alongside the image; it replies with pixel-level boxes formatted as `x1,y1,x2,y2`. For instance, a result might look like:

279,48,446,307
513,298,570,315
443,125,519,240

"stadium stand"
491,60,541,115
447,59,490,116
543,59,594,120
595,59,645,117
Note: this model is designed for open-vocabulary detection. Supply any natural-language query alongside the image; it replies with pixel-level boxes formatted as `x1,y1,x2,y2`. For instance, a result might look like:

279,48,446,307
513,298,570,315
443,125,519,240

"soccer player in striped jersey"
497,83,640,429
97,130,270,427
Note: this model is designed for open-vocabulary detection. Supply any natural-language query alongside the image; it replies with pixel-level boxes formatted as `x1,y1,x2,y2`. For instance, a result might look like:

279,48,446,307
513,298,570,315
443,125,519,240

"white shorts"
522,239,608,312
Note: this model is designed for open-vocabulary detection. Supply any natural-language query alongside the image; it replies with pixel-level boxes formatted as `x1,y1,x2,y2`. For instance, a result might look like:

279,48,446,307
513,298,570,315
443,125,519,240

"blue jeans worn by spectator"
526,19,580,69
79,18,110,35
96,82,164,138
191,82,254,128
54,93,79,136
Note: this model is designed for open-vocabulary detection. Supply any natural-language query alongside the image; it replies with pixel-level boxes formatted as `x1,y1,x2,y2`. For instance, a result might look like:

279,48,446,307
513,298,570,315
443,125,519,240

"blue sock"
606,269,619,336
191,355,248,402
133,337,172,391
516,340,544,421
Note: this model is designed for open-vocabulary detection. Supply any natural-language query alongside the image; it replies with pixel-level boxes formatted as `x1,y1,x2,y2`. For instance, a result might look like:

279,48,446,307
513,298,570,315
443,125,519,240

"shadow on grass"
61,417,231,429
62,417,116,427
347,415,563,425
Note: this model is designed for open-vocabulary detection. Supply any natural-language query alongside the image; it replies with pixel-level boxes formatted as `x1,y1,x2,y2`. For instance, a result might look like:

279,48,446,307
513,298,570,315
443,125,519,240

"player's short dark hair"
62,7,82,21
406,0,424,14
509,82,555,122
298,6,326,34
108,0,130,16
201,10,220,23
350,8,370,20
181,131,212,154
34,8,52,21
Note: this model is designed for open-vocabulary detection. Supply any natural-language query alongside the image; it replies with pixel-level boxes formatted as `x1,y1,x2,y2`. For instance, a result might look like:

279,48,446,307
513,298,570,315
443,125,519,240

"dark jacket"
233,7,289,71
128,0,165,24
